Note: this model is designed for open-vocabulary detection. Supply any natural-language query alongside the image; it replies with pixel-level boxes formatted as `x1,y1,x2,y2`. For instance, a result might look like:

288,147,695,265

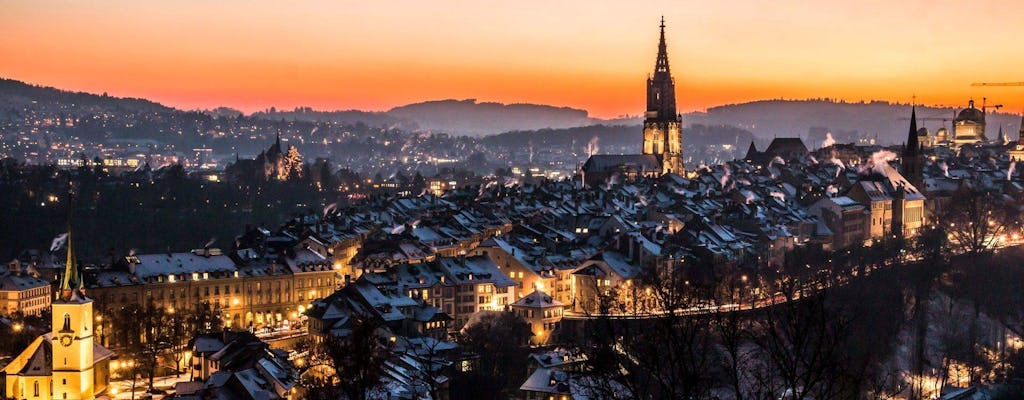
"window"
33,381,39,397
62,313,71,332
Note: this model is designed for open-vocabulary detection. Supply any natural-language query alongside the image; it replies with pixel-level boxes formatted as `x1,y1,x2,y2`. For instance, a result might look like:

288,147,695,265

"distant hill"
0,78,171,115
688,99,1023,147
388,99,597,137
484,124,638,149
4,77,1019,148
251,107,416,130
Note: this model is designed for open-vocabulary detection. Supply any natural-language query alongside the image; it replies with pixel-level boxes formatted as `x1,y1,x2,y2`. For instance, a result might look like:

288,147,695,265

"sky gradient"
2,0,1023,118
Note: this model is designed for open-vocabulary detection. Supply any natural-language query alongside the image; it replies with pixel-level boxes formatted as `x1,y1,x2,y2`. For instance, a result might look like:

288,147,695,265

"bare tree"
457,311,532,395
573,261,716,400
307,316,390,400
942,186,1013,258
747,279,867,400
138,300,173,391
711,277,756,400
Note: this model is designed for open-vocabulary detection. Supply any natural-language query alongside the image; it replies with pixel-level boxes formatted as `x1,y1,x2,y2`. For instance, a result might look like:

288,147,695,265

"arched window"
62,313,71,332
33,381,39,397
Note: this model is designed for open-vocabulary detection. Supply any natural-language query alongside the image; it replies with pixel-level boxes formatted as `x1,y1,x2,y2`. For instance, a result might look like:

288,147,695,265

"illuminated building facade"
2,232,114,400
1010,115,1024,162
952,100,988,147
1,261,51,316
85,246,342,349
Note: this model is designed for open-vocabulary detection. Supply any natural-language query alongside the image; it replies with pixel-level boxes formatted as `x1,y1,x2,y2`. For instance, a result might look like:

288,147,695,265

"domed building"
953,100,987,146
916,127,933,148
934,127,949,144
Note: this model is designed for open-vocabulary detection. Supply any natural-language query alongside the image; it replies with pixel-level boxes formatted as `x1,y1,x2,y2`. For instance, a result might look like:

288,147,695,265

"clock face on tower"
59,335,73,347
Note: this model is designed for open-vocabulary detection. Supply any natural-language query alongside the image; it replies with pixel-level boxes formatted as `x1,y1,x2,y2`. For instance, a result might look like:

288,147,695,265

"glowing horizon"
3,0,1024,118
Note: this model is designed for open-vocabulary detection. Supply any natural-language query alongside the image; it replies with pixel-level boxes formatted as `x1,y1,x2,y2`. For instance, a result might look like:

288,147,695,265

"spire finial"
59,185,83,301
653,17,670,75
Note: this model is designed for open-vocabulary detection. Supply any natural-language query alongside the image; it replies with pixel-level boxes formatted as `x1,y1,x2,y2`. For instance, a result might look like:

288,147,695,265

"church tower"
642,17,684,175
901,105,924,190
51,229,96,400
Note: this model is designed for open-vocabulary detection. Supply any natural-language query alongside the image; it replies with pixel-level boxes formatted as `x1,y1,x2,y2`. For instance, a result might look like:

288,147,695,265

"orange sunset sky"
2,0,1023,118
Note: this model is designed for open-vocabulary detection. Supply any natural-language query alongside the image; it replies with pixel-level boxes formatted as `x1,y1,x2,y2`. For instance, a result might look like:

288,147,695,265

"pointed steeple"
276,129,282,150
58,184,86,302
901,104,924,190
904,105,919,157
745,141,759,160
998,125,1008,145
654,16,670,76
59,228,84,301
646,17,677,121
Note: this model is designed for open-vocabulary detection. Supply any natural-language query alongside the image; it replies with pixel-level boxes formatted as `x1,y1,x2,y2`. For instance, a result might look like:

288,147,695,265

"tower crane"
971,82,1024,87
971,97,1004,113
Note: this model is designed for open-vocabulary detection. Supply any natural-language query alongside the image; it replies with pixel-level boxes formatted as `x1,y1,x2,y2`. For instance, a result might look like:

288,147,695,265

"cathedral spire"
646,17,677,121
901,104,924,190
654,16,670,76
59,186,85,302
59,228,83,301
904,105,919,156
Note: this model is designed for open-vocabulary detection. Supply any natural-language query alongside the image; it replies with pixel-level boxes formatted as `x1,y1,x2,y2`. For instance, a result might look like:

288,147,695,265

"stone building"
583,18,684,186
3,232,114,400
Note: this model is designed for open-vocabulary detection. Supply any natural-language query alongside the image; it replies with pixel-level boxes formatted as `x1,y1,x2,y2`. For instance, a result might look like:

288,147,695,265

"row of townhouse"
83,243,341,348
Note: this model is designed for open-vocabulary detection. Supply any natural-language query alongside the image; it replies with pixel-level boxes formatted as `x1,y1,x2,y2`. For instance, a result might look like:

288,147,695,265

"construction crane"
971,82,1024,87
897,116,951,122
981,97,1003,113
898,110,952,123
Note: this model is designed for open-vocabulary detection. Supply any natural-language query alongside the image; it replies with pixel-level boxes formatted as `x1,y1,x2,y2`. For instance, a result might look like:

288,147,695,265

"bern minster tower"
643,17,684,175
